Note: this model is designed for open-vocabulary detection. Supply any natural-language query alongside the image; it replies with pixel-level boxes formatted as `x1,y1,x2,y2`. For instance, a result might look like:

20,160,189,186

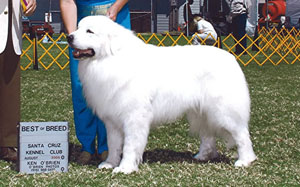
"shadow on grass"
68,144,231,166
1,144,230,174
6,143,230,171
143,149,231,165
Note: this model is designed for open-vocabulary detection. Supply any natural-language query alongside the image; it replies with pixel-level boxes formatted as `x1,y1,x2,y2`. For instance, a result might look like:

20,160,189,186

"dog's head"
67,15,131,59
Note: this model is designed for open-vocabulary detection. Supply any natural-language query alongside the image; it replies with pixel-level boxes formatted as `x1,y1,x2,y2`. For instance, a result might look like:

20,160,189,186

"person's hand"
106,4,119,21
106,0,128,22
23,0,37,17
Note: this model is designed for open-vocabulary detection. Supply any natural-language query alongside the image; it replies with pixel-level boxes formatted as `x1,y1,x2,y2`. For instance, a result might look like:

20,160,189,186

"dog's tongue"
73,48,95,58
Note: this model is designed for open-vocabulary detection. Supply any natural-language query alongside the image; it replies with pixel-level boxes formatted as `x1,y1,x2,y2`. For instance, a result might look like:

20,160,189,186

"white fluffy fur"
69,15,256,174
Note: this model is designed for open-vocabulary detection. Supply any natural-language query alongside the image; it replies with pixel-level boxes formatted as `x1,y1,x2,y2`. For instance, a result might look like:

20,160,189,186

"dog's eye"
87,29,94,34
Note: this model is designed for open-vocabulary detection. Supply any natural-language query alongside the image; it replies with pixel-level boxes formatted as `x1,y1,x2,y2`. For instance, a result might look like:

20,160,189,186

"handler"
60,0,131,165
0,0,36,162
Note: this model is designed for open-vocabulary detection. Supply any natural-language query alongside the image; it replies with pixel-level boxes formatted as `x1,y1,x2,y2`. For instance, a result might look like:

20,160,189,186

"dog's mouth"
72,48,95,59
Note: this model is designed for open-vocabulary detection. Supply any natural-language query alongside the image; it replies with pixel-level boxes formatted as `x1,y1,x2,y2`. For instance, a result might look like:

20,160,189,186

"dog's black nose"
67,35,74,44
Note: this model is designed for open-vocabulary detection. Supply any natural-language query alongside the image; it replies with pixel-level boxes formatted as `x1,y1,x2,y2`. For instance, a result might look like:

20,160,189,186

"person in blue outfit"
60,0,131,165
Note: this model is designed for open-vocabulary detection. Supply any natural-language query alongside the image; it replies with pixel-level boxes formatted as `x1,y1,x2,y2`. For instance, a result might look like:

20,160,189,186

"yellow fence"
20,27,300,70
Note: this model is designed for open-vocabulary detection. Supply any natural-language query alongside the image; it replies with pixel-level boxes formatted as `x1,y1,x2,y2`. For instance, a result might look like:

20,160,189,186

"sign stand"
18,122,69,174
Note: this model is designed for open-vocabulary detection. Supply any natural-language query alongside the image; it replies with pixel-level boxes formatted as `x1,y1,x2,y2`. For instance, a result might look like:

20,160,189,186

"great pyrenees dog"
68,15,256,174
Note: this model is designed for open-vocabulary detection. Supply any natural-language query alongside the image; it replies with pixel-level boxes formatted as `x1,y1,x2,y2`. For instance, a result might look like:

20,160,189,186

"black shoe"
0,147,17,162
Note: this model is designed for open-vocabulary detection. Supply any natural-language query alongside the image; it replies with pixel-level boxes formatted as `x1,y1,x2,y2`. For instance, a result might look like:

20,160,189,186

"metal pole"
151,0,153,33
152,0,157,33
266,0,269,29
48,0,51,23
33,31,38,70
185,0,189,36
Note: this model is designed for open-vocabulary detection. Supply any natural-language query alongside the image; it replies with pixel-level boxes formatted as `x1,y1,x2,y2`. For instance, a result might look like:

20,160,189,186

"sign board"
19,122,69,174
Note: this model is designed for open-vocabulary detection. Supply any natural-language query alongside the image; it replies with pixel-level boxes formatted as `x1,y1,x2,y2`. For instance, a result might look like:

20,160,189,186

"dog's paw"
98,162,114,170
234,160,251,167
112,165,138,174
194,153,207,161
234,154,257,167
234,158,256,167
194,151,219,161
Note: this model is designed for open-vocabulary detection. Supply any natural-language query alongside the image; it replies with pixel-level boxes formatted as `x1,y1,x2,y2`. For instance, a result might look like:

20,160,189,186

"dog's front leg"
98,119,123,170
113,113,151,174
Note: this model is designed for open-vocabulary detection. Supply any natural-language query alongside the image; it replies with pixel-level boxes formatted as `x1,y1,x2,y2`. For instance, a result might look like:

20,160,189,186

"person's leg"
96,118,108,159
192,33,201,45
238,13,247,54
69,48,97,155
199,33,217,45
69,48,108,163
231,16,239,53
233,14,247,54
0,44,20,149
0,0,20,162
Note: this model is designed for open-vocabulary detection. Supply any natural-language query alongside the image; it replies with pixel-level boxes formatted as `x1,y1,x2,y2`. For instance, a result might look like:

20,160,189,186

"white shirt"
197,19,217,39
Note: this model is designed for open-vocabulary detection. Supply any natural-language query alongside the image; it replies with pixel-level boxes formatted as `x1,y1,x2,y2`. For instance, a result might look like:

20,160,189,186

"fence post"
29,26,39,70
218,30,223,49
33,32,39,70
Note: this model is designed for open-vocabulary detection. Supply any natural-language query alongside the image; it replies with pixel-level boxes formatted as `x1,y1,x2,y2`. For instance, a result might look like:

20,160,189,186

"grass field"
1,56,300,186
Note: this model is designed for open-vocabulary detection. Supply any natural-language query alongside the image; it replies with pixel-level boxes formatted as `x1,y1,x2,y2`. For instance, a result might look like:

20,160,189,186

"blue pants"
69,51,108,154
69,2,131,154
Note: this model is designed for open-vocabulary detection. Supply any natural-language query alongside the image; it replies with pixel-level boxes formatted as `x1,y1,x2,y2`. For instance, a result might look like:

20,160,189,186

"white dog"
68,15,256,174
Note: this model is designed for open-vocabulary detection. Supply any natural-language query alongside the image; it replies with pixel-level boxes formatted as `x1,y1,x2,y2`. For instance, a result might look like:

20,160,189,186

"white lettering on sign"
19,122,69,174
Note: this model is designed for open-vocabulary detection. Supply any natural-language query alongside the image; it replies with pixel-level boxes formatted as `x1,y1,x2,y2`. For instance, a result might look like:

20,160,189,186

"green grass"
1,59,300,186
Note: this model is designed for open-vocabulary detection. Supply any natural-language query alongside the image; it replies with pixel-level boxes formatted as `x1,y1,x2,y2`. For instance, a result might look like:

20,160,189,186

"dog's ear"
104,23,135,56
108,34,123,55
107,28,134,55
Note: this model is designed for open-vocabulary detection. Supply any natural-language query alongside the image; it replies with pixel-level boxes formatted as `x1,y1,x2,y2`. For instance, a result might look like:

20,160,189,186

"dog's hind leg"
230,126,257,167
194,136,219,161
113,112,152,174
98,119,123,170
207,109,256,167
187,111,219,161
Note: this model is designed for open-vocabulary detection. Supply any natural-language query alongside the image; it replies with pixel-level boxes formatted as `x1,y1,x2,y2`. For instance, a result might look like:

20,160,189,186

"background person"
183,0,195,36
183,0,194,23
191,16,217,45
226,0,251,55
0,0,36,162
60,0,131,165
